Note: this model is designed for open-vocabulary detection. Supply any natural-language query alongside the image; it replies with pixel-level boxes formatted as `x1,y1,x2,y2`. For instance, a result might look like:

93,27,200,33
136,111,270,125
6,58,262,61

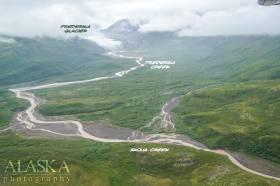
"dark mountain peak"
103,19,139,34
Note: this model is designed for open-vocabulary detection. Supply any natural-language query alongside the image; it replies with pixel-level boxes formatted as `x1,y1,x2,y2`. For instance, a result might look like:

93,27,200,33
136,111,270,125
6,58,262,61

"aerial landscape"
0,0,280,186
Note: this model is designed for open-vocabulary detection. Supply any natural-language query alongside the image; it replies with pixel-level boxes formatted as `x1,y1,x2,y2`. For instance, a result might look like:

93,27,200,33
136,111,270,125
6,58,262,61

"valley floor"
1,45,279,185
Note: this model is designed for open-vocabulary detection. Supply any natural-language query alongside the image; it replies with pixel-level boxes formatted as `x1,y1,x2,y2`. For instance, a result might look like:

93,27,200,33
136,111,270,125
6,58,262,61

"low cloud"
178,5,280,36
0,36,16,44
82,32,122,49
0,0,279,41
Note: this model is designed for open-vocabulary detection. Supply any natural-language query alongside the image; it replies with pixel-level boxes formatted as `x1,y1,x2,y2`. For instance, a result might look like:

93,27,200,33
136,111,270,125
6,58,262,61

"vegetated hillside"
34,36,280,128
0,90,28,127
0,36,133,87
123,34,280,83
104,21,280,82
0,132,278,186
174,80,280,163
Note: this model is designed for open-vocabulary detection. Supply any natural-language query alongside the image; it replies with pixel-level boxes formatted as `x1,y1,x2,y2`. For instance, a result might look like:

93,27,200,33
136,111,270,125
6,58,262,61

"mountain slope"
103,21,280,83
174,80,280,163
0,36,134,87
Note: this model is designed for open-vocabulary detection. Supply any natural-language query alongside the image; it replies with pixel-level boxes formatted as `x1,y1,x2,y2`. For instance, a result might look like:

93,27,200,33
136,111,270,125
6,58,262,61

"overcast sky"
0,0,280,47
